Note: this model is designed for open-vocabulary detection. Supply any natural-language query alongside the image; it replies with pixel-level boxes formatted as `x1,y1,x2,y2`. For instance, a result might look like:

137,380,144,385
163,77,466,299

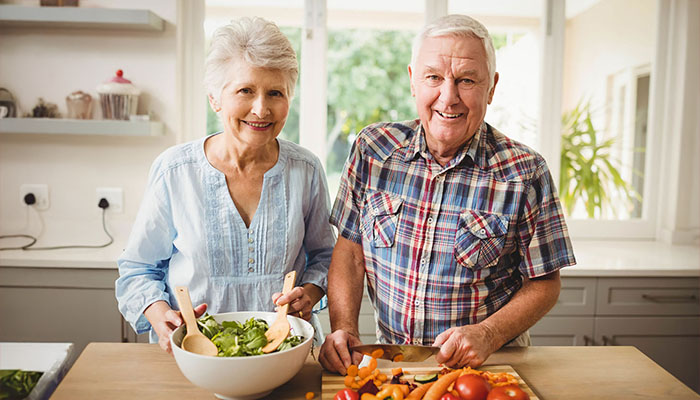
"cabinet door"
0,267,123,367
529,316,595,346
595,316,700,393
318,289,377,344
548,277,597,315
596,277,700,316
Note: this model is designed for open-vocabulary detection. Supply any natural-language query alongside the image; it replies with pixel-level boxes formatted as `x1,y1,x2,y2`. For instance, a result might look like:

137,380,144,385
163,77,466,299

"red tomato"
333,388,359,400
440,394,461,400
486,385,530,400
454,374,491,400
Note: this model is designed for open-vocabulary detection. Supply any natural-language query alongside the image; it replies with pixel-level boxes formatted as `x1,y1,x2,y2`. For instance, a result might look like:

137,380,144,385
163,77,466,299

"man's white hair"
204,17,298,102
410,14,497,90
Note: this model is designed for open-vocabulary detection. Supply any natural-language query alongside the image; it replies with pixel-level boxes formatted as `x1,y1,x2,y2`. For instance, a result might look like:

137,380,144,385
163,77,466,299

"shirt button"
427,217,434,224
248,267,254,272
414,300,421,306
420,259,426,265
479,228,486,235
248,258,254,264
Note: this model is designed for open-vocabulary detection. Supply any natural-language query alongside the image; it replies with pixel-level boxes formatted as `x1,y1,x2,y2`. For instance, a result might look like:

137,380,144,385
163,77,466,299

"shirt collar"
404,121,486,169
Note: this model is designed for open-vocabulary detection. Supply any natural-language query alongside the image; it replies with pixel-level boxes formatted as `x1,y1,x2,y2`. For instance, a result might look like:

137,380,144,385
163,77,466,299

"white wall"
562,0,655,111
0,1,179,246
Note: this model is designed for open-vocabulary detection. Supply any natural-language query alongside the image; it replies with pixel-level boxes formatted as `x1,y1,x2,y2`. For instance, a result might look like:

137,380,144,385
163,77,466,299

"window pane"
204,1,303,142
561,0,655,220
325,1,424,198
448,0,543,150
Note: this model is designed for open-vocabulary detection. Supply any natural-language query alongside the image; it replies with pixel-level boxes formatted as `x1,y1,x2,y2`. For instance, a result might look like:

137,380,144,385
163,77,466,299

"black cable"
22,207,114,251
0,234,38,251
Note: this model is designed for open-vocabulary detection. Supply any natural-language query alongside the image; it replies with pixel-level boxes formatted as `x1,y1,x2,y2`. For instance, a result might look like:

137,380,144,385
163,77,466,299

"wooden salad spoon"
262,270,297,353
174,286,218,357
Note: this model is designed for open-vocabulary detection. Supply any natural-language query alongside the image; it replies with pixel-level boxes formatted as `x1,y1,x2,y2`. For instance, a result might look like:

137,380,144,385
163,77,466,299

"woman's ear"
208,94,221,112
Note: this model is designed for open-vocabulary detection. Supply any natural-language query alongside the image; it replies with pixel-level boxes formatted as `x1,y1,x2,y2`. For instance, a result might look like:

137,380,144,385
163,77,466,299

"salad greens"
195,315,304,357
0,369,43,400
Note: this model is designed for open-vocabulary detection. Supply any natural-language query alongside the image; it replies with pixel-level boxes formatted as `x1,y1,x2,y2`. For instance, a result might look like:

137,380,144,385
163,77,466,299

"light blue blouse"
116,134,336,341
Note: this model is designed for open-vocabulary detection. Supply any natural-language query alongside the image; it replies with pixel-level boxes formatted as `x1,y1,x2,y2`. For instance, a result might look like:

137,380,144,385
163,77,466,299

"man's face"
409,34,498,155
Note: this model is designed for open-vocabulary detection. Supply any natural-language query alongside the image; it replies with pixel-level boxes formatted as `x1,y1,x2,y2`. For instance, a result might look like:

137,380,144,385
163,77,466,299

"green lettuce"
0,369,43,400
194,315,304,357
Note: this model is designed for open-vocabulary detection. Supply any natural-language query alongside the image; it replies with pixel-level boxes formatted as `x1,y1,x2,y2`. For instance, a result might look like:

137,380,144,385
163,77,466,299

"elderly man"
319,14,576,374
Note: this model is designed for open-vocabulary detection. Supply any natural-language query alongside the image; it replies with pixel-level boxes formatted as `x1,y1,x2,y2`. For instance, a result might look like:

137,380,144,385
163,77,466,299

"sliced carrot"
377,373,388,382
358,366,371,380
368,357,378,371
391,367,403,376
392,353,404,362
344,375,356,387
422,370,461,400
370,348,385,359
405,381,434,400
305,392,315,400
347,364,359,377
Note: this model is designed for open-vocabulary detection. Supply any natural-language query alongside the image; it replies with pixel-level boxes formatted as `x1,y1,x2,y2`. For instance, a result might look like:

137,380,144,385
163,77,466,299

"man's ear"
208,94,221,112
408,64,416,97
487,72,499,105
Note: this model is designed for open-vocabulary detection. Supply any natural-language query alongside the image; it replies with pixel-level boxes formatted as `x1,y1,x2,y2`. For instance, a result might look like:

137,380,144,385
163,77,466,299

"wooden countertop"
51,343,700,399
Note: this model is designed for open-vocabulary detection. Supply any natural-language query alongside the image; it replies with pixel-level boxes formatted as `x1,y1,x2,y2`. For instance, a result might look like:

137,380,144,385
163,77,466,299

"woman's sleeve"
300,157,337,294
115,158,176,334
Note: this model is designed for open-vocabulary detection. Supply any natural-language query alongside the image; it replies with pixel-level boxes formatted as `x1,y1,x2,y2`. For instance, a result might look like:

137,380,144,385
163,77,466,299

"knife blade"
349,344,440,362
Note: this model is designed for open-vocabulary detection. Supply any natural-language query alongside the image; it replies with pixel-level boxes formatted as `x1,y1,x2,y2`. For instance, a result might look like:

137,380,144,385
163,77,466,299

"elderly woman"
116,17,335,352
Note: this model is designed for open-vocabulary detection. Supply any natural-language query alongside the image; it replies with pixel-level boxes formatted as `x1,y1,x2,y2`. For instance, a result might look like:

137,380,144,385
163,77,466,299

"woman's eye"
269,90,284,97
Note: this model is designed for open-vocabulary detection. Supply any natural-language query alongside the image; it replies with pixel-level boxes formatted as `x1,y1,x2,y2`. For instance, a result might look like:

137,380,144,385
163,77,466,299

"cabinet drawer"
529,316,595,346
548,277,597,315
596,277,700,316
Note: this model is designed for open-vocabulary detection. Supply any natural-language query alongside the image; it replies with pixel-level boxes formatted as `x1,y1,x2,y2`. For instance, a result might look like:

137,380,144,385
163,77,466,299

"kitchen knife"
349,344,440,362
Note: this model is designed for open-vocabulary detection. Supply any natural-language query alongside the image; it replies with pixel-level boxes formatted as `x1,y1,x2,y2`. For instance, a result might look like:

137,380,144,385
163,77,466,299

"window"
199,0,667,240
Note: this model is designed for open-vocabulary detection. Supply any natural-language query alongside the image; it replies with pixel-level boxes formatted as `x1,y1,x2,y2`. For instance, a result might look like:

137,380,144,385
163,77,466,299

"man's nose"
438,80,460,106
251,95,270,118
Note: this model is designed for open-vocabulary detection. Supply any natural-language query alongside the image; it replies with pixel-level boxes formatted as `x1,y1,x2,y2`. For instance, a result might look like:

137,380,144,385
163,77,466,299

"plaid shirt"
330,119,576,345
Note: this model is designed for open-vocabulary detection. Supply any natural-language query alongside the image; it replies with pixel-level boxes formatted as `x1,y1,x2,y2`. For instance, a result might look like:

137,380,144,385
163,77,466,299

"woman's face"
211,59,290,148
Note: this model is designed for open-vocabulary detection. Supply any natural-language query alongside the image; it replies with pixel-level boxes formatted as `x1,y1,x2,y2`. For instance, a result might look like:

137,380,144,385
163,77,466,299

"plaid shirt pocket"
454,210,510,269
363,191,403,248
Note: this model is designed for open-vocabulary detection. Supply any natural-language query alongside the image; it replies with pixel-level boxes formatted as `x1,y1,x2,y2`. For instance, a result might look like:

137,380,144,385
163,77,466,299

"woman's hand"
271,283,324,322
143,300,208,353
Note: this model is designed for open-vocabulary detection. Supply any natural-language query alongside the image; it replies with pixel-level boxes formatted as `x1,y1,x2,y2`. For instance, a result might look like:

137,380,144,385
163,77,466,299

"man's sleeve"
329,136,365,244
516,157,576,278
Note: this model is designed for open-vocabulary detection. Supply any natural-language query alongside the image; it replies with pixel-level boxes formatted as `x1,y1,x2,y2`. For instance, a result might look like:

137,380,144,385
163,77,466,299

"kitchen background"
0,0,698,394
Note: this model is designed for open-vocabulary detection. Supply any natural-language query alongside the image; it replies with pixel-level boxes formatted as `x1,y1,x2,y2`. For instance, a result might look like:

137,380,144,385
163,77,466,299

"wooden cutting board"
322,365,539,400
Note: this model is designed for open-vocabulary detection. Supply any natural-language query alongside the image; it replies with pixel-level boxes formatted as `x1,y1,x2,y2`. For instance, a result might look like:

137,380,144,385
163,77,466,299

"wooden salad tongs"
262,270,297,353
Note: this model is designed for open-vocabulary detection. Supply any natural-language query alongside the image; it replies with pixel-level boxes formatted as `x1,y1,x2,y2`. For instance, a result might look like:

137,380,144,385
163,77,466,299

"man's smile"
435,110,464,119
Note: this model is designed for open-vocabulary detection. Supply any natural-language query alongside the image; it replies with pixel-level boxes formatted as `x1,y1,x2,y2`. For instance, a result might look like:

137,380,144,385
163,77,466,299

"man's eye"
459,78,475,85
238,88,252,94
427,75,440,81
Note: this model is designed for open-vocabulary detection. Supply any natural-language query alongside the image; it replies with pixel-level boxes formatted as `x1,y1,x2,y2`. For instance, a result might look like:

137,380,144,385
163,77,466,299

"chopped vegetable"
334,388,360,400
0,369,43,400
357,379,380,396
194,314,303,357
305,391,315,399
414,373,438,383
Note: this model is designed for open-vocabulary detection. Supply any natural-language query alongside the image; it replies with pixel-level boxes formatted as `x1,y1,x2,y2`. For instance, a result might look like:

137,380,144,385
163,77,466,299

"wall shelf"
0,5,164,31
0,118,164,136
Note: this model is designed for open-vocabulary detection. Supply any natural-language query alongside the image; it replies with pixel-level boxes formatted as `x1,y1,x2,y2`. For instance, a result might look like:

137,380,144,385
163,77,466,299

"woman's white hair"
204,17,298,102
411,14,497,90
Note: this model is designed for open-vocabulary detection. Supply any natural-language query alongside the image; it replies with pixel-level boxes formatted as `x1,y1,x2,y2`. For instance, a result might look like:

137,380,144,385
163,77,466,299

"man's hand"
433,323,498,368
319,329,364,375
143,300,208,353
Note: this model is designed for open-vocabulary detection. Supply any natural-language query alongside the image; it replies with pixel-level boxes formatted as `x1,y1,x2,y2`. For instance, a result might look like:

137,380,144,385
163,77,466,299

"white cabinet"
530,276,700,393
0,266,148,368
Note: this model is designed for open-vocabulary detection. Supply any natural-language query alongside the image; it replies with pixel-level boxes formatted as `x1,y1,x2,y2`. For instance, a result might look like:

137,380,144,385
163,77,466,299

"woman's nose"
251,95,270,118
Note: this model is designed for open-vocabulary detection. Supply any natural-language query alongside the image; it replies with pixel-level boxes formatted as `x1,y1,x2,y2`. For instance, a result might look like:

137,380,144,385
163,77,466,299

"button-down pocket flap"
460,210,509,239
366,191,402,216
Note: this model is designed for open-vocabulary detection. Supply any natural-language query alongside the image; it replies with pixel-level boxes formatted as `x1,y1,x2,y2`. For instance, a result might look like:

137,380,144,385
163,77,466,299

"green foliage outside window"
559,101,642,218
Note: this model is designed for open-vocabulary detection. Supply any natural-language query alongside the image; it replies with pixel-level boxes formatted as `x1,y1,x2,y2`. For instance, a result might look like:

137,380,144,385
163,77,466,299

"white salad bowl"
171,311,314,400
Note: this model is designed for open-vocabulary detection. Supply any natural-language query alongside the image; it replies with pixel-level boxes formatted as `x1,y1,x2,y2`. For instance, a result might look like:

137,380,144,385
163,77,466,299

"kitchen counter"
1,239,698,275
51,343,700,399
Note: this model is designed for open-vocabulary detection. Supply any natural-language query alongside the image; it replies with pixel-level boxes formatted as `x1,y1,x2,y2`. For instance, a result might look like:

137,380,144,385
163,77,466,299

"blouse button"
248,258,254,264
248,238,254,243
248,267,254,272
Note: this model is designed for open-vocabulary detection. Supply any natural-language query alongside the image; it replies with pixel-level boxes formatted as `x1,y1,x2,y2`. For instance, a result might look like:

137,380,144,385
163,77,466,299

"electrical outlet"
20,184,50,210
96,187,124,213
